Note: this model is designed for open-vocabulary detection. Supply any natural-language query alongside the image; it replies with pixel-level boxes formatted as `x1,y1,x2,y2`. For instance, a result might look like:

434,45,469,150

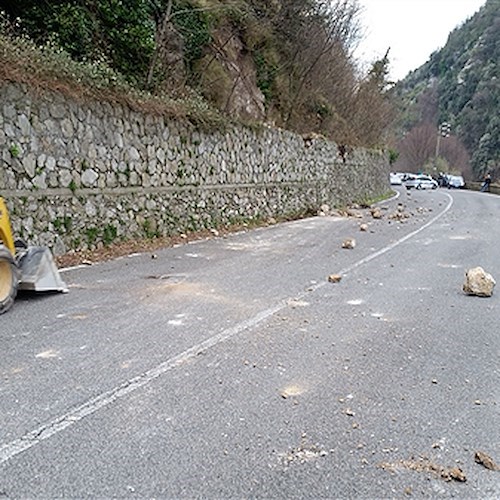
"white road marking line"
302,193,453,295
0,193,454,466
0,304,283,465
167,319,184,326
337,193,453,279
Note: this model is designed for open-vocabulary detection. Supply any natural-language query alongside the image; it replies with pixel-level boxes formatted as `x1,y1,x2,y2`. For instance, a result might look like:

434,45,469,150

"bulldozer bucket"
17,246,68,293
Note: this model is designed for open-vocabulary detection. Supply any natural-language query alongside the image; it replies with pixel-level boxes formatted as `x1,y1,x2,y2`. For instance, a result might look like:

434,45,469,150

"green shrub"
172,1,212,78
9,143,20,158
102,224,118,245
254,51,278,103
53,216,72,232
143,219,159,238
85,227,99,245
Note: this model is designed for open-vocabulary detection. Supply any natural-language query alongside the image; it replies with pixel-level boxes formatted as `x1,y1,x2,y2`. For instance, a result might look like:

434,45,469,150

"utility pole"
434,122,451,174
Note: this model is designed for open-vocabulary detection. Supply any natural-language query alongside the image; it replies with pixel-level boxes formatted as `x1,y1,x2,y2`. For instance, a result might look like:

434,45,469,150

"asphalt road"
1,187,499,498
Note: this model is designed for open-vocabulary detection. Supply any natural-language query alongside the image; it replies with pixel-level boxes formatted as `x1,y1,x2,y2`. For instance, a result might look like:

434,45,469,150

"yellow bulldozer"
0,196,67,314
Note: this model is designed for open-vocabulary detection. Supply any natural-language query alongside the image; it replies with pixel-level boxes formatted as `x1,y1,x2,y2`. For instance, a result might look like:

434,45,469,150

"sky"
356,0,487,81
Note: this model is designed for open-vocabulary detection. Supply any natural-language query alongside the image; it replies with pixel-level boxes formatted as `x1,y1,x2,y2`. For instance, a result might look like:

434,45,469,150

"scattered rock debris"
280,384,305,399
431,439,445,449
475,451,499,471
279,436,328,465
145,274,170,280
328,274,342,283
448,467,467,482
463,267,496,297
359,223,369,232
370,207,383,219
403,486,412,496
55,219,289,268
388,210,411,221
379,456,467,483
318,204,331,216
342,238,356,249
55,227,234,267
344,208,364,219
287,298,309,308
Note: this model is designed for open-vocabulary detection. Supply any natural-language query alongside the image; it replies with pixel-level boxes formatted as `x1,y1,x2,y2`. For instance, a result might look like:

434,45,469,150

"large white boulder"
463,267,496,297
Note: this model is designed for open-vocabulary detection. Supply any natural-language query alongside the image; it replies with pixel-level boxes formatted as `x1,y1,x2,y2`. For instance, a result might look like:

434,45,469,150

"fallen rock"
346,209,363,219
342,238,356,249
463,267,496,297
448,467,467,482
279,439,328,465
475,451,499,471
388,211,411,221
328,274,342,283
359,223,369,232
317,204,330,216
379,457,467,483
280,384,305,399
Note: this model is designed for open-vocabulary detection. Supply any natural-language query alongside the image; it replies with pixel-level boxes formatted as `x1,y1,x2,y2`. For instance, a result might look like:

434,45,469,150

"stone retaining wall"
0,81,390,254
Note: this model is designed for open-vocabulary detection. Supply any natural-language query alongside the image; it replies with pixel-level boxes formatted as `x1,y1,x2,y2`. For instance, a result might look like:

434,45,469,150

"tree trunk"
146,0,173,89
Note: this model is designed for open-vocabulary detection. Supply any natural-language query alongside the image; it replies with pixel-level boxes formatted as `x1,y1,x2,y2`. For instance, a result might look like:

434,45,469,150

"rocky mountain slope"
393,0,499,179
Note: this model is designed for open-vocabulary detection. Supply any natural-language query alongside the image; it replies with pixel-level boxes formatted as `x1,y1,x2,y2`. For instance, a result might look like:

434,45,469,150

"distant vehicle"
404,174,438,190
396,172,415,182
390,173,403,185
447,175,465,189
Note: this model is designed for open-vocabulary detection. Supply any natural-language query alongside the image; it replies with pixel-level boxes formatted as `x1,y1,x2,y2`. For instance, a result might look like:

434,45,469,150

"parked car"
389,172,403,185
404,174,438,190
447,175,465,189
398,173,413,182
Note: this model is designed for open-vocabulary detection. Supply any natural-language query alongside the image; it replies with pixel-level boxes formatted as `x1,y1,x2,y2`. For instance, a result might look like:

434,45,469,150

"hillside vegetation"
0,0,395,148
393,0,499,180
4,0,496,178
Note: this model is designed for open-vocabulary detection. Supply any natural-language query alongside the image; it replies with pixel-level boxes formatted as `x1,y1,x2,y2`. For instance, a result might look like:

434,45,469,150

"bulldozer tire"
0,245,19,314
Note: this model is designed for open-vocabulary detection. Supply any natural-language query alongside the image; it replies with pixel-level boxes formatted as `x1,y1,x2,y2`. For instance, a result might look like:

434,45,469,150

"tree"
2,0,157,85
271,0,363,129
145,0,179,89
2,0,396,147
472,116,500,179
394,122,471,175
349,50,396,146
394,124,436,171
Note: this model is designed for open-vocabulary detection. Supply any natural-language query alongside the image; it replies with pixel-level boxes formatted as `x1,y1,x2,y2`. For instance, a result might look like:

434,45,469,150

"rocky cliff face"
192,25,266,121
153,20,266,121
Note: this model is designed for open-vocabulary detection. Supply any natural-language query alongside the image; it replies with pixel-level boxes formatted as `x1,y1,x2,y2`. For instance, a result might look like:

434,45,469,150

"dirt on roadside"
54,223,260,268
